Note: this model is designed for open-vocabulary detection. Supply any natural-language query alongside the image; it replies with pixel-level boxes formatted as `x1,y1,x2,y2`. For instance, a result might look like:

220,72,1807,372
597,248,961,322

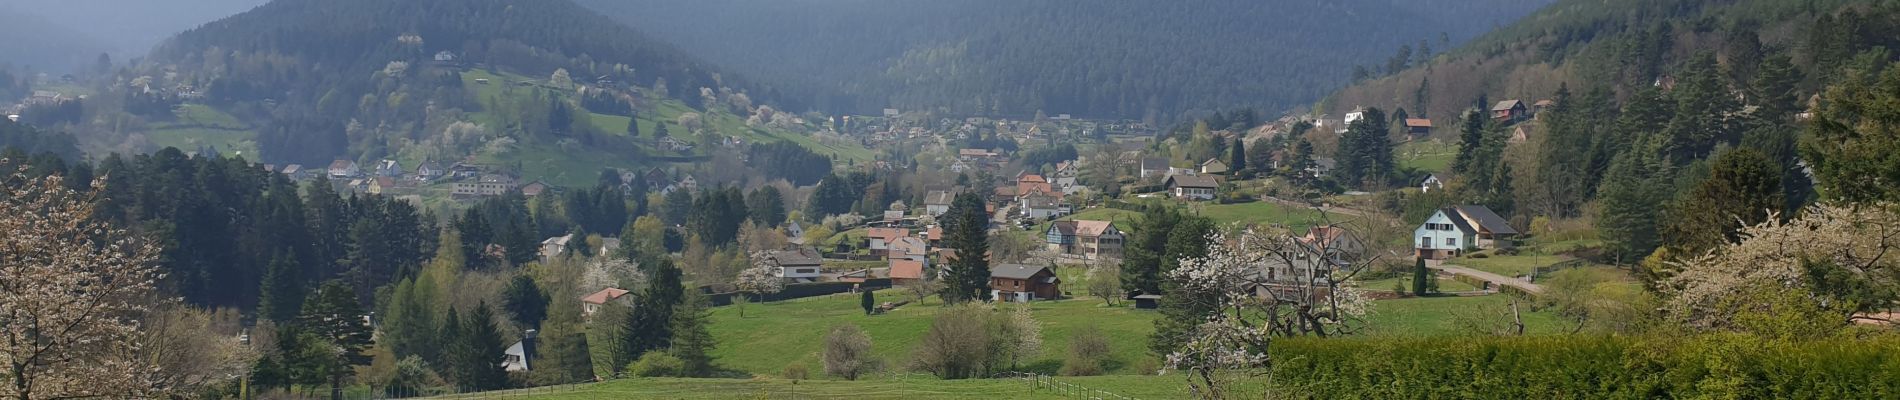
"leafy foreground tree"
1663,203,1900,333
1,172,186,399
823,324,878,380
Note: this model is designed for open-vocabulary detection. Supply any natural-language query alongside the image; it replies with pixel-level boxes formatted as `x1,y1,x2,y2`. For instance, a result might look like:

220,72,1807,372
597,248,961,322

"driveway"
1427,259,1545,295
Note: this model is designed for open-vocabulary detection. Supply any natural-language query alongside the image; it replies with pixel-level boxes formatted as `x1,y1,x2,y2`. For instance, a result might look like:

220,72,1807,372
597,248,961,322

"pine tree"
747,186,787,228
861,290,876,315
1452,110,1488,177
1228,137,1247,173
1411,257,1429,296
296,280,374,400
627,110,642,137
565,225,589,257
1664,148,1783,254
439,308,464,378
449,302,509,391
1597,151,1667,264
454,209,492,269
669,290,717,377
1121,206,1183,294
258,252,305,322
383,278,441,362
502,275,550,328
939,192,992,303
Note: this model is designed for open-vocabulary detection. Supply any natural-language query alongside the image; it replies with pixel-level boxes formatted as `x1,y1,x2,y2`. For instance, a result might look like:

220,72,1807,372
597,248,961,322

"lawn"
1398,139,1456,172
1451,254,1574,278
1362,295,1567,337
145,104,258,157
707,293,1161,378
1190,201,1329,230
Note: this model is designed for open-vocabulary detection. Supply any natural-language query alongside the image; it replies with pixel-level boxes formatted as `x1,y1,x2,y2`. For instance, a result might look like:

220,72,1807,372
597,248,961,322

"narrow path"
1427,259,1544,295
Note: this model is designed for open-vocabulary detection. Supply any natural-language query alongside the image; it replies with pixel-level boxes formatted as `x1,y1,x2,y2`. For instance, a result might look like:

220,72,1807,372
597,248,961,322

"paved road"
1427,259,1545,295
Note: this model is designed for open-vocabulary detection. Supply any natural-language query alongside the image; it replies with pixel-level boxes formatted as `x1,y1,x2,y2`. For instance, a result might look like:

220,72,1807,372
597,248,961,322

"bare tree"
901,278,939,305
126,303,260,397
0,172,164,399
1086,262,1123,306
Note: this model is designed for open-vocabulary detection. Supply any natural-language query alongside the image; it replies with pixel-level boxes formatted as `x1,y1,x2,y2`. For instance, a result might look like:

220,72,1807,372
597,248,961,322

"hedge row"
1268,334,1900,399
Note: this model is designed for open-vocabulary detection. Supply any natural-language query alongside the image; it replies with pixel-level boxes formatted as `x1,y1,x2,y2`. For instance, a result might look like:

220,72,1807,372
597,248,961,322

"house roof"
927,227,943,241
959,149,995,157
924,190,954,206
1048,221,1078,236
1534,99,1556,107
1073,220,1116,237
991,264,1053,280
890,259,924,280
1437,208,1478,234
865,227,910,241
580,287,630,305
892,237,928,255
1202,158,1227,168
766,248,824,267
1166,174,1220,189
1492,100,1524,111
1404,118,1433,128
1454,205,1519,235
329,159,355,170
1019,174,1047,184
1141,158,1169,171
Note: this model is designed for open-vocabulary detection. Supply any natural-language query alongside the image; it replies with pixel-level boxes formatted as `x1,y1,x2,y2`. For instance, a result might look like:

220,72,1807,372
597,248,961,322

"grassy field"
708,293,1161,378
145,104,259,157
1190,201,1329,230
1451,254,1575,278
1397,139,1456,172
1362,295,1567,337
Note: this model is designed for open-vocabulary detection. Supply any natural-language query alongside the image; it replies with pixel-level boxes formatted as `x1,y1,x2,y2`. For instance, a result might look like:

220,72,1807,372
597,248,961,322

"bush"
625,351,685,377
907,304,1040,379
1269,335,1900,398
781,363,810,380
822,324,878,380
1058,326,1112,376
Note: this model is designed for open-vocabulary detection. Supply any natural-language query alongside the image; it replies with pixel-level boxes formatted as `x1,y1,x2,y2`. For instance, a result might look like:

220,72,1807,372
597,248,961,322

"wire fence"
997,372,1140,400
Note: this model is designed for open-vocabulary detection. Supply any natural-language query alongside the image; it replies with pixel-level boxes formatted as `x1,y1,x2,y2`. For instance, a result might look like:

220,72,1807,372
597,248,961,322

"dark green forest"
577,0,1553,121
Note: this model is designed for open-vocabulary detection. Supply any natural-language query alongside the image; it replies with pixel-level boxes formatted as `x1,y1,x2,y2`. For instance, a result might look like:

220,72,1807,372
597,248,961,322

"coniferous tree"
626,109,642,137
455,209,493,269
747,186,787,228
1228,137,1247,173
1451,110,1488,177
258,252,305,322
297,281,374,400
939,192,992,303
1597,151,1668,264
1661,51,1742,164
502,275,550,328
382,277,442,362
669,290,717,377
448,302,508,391
861,290,876,315
1411,257,1429,296
1121,206,1183,294
1664,148,1783,254
624,257,684,358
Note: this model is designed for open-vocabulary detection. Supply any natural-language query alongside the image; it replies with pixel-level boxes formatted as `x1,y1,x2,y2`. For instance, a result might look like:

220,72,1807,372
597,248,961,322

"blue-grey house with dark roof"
1414,205,1520,259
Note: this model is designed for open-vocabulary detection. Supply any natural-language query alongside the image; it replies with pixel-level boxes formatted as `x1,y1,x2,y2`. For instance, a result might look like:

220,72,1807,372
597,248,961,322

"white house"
1166,174,1220,201
924,190,954,216
375,159,403,177
865,228,909,256
1201,158,1230,175
1420,174,1443,192
327,160,360,178
1019,193,1064,220
503,329,536,372
1414,205,1520,259
540,234,573,260
763,248,824,283
1343,107,1367,126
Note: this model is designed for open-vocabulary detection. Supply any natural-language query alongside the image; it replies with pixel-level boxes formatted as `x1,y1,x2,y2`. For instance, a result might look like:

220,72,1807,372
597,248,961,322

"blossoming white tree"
735,253,785,317
1664,203,1900,331
0,172,164,399
1161,229,1374,398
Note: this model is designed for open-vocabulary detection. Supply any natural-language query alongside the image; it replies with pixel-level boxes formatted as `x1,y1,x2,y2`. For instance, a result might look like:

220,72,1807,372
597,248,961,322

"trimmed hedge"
1268,334,1900,399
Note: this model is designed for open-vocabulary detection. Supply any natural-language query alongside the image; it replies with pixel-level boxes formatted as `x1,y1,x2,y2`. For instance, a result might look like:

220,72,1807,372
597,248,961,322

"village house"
864,228,910,257
327,160,360,178
762,248,825,283
889,259,925,285
1299,225,1366,261
889,236,929,262
1046,220,1125,259
990,264,1061,302
521,181,550,198
375,159,403,177
1344,107,1368,126
1420,174,1443,192
1201,158,1230,175
279,164,307,181
1510,125,1533,144
367,177,401,195
448,162,485,179
1492,100,1529,124
414,160,444,181
1166,174,1220,201
1414,205,1520,259
540,234,574,260
503,329,536,372
1404,118,1433,137
1016,173,1053,195
580,287,631,317
924,190,954,216
453,174,518,198
1019,192,1065,220
1139,158,1170,179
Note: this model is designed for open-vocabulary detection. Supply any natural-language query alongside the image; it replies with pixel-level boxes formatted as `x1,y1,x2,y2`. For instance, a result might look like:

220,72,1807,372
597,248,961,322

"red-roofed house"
1403,118,1433,137
580,288,631,317
889,259,925,284
865,228,910,257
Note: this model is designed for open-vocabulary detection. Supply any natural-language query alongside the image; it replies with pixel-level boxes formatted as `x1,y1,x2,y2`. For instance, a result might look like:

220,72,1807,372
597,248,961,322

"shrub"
1058,326,1112,376
625,351,685,378
907,304,1041,379
781,363,810,380
822,324,878,380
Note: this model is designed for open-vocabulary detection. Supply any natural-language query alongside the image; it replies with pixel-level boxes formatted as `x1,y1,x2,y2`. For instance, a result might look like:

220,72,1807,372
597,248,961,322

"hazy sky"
0,0,267,60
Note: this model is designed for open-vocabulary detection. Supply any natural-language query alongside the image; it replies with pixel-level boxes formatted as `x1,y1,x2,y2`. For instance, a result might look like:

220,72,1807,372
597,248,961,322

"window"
1446,237,1457,247
1418,237,1429,247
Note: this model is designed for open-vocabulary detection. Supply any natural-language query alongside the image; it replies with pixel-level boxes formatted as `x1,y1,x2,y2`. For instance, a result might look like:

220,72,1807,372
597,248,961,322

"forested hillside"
133,0,772,167
1320,0,1884,120
578,0,1552,121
